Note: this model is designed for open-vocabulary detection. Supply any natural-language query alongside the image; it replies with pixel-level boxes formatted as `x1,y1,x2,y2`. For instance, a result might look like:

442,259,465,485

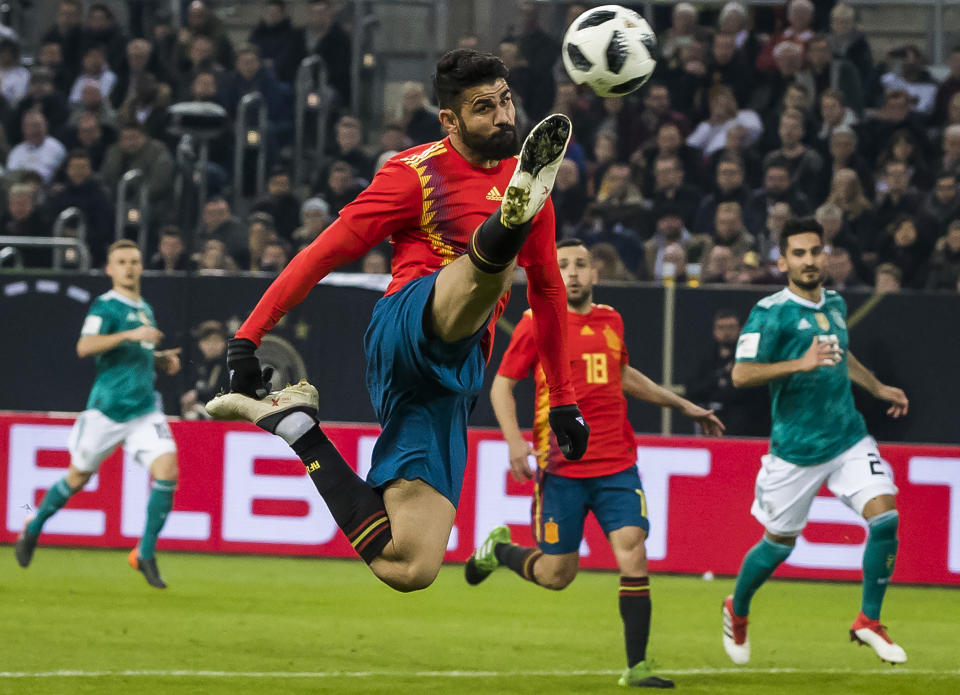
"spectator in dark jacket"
49,149,115,266
926,220,960,290
217,45,292,134
148,225,193,271
877,215,930,288
80,4,127,72
0,183,50,267
249,0,306,85
304,0,352,105
919,172,960,239
251,168,302,241
42,0,84,82
828,3,874,92
707,32,753,106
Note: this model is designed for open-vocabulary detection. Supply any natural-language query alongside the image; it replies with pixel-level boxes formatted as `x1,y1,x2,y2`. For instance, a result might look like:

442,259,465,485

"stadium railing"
294,55,333,189
233,92,268,210
51,207,87,271
115,169,150,253
0,236,91,270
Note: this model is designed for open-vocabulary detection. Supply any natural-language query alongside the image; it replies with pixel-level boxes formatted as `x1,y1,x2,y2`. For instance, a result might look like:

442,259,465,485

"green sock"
732,536,794,616
26,478,76,536
139,480,176,560
861,510,898,620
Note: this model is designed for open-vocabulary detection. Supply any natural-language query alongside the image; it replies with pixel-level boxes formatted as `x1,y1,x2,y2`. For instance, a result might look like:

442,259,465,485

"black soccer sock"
468,211,532,274
619,576,652,667
494,542,542,584
292,426,392,564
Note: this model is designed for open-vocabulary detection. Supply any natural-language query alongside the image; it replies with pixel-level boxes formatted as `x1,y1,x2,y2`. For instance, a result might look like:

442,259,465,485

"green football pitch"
4,548,958,695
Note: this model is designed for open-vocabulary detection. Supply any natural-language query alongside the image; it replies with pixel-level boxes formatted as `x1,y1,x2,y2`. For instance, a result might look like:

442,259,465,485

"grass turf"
3,547,958,694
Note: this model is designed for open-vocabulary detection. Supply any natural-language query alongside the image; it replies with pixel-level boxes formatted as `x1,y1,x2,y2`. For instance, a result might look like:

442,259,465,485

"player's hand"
155,347,182,375
680,402,726,437
128,325,164,345
877,385,909,418
227,337,274,399
548,404,590,460
507,438,535,482
797,336,843,372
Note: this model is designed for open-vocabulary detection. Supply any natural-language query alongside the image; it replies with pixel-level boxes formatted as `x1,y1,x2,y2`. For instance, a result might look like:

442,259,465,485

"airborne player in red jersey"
206,51,590,592
467,239,724,688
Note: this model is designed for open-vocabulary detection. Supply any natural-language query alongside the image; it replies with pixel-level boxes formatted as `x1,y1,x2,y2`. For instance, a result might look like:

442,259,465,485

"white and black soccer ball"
561,5,658,98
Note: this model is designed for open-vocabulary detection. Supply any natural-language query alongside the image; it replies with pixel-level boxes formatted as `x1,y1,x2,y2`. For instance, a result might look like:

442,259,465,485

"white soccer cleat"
850,612,907,664
500,113,572,227
722,595,750,665
205,379,319,433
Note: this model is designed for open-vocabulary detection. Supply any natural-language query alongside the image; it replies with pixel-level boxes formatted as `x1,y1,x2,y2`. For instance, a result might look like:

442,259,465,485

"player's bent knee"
379,558,441,593
538,563,578,591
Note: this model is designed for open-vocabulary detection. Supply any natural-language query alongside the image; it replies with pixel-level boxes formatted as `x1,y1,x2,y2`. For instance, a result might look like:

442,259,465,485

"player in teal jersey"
15,240,182,589
722,217,910,665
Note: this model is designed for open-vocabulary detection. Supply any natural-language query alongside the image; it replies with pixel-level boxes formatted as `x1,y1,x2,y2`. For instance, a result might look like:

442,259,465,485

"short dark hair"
557,237,588,250
67,148,91,163
159,224,182,239
432,49,508,111
714,308,739,323
779,217,824,253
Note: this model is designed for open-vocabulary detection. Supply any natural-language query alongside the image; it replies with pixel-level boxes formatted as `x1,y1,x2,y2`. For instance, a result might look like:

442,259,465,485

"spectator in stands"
687,84,763,157
751,41,814,121
662,39,711,118
0,39,30,107
825,247,863,289
926,219,960,290
250,0,305,85
881,45,938,116
196,237,238,272
509,1,558,120
180,1,234,72
112,38,173,108
456,33,480,51
377,122,411,159
101,120,174,209
551,81,599,157
43,0,84,81
828,3,873,91
660,2,701,65
304,0,352,105
316,160,364,214
180,320,229,419
251,168,301,241
860,89,927,165
590,241,637,282
399,82,442,146
816,88,858,153
9,69,70,144
247,211,279,271
49,149,114,266
635,82,691,152
360,249,389,274
577,166,649,273
717,2,760,66
921,172,960,239
257,240,290,274
36,41,74,96
705,122,763,189
701,244,736,283
694,154,756,237
807,33,864,115
877,129,933,191
60,111,113,172
553,159,589,238
755,0,815,75
763,108,824,205
711,200,757,256
747,162,810,232
824,125,873,196
586,130,616,197
292,197,331,250
497,38,536,126
686,308,769,436
933,46,960,126
69,44,117,107
759,201,792,274
196,198,247,267
7,111,66,183
117,73,172,146
650,154,702,228
148,225,192,271
150,10,179,83
935,125,960,180
877,215,929,288
874,262,902,293
0,184,49,266
707,31,753,106
875,160,921,236
81,4,127,72
827,167,877,259
642,209,709,282
218,44,292,139
660,242,694,285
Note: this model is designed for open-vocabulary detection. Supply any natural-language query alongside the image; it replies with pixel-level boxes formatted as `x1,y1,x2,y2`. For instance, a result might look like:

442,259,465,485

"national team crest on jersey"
815,312,830,330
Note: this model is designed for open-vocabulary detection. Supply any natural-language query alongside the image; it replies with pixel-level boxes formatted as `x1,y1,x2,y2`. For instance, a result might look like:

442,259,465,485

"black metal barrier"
2,272,958,444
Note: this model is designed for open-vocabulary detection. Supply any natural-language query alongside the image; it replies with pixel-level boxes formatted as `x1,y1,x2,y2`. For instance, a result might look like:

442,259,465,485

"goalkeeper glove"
226,338,273,399
548,404,590,460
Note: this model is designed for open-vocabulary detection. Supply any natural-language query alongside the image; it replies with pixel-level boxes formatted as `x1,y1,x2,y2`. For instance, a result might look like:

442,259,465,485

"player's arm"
621,365,725,436
490,375,536,481
154,348,182,376
731,336,843,388
76,325,163,358
847,351,909,417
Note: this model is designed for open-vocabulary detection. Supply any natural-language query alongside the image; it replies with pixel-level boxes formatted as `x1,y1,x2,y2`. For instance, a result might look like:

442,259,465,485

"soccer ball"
561,5,658,98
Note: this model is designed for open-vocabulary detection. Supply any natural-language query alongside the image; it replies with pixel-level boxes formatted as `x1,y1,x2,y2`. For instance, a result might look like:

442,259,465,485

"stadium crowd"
1,0,959,293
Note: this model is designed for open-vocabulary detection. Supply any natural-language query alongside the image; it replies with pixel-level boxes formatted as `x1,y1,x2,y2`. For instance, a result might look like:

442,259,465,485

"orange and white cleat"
850,611,906,664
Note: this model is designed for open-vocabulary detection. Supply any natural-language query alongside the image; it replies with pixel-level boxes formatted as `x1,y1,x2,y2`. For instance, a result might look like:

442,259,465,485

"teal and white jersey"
80,290,158,423
735,287,867,466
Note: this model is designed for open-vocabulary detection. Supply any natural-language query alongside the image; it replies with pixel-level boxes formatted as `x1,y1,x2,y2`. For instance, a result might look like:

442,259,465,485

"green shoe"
618,661,675,688
464,525,511,585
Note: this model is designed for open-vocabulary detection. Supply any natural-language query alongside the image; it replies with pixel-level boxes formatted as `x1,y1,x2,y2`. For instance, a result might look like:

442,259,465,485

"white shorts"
750,436,898,536
68,409,177,474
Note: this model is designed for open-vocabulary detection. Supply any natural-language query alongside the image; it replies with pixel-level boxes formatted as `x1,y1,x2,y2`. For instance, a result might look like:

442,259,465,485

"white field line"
1,668,959,678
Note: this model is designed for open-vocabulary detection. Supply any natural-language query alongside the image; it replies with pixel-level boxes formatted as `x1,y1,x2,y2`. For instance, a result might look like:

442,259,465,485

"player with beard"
467,239,724,688
722,217,910,665
205,50,590,592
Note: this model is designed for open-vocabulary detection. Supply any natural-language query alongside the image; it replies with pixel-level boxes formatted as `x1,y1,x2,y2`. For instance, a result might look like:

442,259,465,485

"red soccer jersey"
236,138,576,407
498,304,636,478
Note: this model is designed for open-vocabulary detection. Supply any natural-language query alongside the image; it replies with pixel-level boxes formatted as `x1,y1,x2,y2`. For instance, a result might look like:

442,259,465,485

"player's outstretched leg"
207,381,395,567
464,525,512,584
850,508,905,663
15,477,80,568
129,548,167,589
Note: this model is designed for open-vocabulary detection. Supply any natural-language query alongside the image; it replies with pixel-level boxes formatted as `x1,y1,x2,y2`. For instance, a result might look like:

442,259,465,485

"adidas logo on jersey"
486,186,503,201
797,318,812,330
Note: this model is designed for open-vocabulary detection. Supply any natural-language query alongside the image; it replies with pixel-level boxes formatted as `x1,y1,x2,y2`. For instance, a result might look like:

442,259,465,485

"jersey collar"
104,289,146,309
784,287,825,309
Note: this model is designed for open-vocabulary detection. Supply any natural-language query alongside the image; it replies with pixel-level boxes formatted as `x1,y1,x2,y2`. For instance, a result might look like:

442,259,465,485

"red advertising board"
2,414,958,584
